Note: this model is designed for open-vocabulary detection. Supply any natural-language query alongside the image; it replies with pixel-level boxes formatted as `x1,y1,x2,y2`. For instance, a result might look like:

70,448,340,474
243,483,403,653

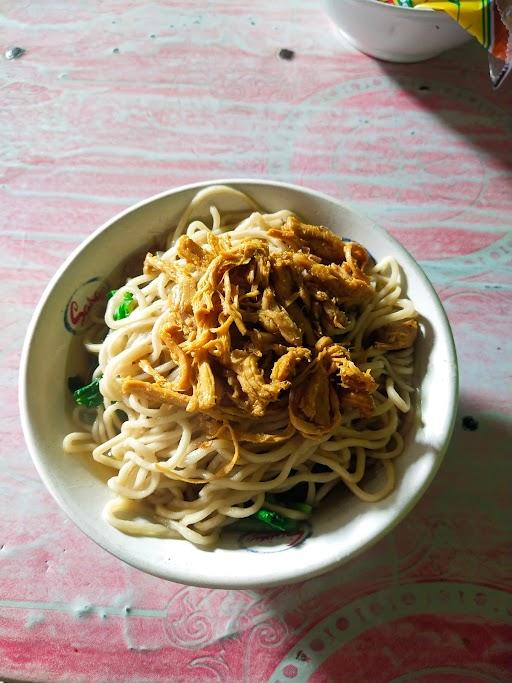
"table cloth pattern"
1,2,511,681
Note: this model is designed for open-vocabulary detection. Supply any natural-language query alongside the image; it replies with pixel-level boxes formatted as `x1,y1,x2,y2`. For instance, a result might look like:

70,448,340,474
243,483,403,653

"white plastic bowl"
324,0,471,63
19,179,458,588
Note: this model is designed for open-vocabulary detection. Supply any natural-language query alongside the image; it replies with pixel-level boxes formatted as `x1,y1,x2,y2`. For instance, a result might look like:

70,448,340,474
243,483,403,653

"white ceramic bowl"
324,0,471,63
19,179,458,588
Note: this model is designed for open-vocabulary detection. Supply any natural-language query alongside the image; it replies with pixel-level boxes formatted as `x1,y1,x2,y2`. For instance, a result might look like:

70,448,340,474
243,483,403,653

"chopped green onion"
254,508,297,532
107,289,117,300
113,292,136,321
67,375,83,393
72,377,103,407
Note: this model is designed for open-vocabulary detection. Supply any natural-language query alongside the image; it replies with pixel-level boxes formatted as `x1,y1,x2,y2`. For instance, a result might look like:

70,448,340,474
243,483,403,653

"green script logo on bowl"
239,522,312,553
64,277,109,335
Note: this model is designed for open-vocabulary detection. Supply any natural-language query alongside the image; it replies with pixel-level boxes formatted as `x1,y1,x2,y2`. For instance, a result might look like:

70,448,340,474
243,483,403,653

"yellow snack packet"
381,0,512,86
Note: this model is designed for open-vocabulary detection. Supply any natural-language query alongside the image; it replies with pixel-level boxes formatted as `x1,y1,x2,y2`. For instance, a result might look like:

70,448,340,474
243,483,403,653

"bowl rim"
19,178,459,587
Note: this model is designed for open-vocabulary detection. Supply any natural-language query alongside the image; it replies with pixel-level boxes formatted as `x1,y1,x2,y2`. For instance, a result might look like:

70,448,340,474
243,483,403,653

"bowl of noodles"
19,180,457,588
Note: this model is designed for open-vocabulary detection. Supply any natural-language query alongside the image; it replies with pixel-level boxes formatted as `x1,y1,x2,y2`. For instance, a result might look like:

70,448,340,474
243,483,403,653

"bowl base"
335,27,444,63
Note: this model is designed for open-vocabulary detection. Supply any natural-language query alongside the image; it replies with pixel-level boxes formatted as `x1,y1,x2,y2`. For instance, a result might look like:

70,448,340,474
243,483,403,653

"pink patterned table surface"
2,2,511,681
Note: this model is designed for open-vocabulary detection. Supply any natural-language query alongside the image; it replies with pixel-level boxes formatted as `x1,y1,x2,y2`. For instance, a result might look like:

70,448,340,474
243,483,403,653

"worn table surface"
2,1,512,681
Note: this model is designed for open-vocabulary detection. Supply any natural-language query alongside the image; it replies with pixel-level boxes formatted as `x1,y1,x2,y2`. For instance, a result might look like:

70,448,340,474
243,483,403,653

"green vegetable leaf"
113,292,136,321
254,508,297,532
72,376,103,407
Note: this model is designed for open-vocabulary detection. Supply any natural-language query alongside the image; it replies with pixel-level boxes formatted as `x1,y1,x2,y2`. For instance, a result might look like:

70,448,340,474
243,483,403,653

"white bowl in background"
19,179,458,588
324,0,471,63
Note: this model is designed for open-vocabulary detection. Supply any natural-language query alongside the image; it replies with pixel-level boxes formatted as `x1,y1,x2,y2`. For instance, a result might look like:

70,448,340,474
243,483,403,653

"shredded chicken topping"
122,217,417,440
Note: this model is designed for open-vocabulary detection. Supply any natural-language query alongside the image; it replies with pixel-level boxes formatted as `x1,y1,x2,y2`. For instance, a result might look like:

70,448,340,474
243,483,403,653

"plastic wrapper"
381,0,512,87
